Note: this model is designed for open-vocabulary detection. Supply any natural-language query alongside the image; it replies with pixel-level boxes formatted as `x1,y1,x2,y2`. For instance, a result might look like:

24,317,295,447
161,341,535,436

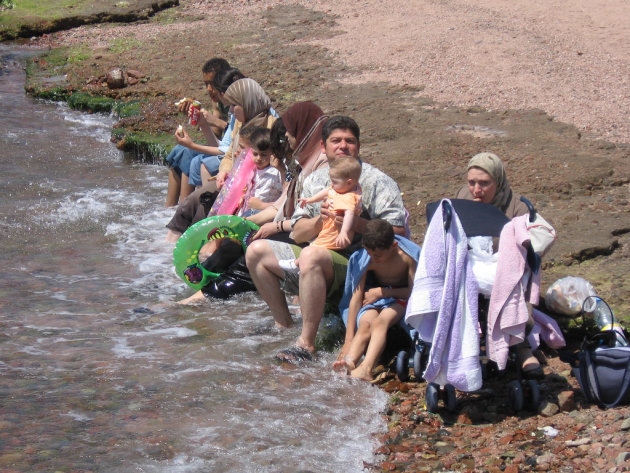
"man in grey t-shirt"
246,116,407,362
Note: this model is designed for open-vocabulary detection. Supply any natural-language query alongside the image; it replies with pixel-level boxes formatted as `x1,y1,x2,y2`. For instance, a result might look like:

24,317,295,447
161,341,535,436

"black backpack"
573,331,630,409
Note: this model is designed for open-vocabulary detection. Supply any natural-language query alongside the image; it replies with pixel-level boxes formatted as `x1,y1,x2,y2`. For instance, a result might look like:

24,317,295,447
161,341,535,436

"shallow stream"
0,45,388,473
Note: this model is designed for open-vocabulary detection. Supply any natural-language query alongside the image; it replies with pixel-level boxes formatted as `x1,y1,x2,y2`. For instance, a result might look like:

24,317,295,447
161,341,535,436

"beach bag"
573,333,630,408
545,276,597,316
526,212,556,257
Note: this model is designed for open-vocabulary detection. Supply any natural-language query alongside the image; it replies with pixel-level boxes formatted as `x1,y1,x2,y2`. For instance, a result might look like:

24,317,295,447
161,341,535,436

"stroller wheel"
507,380,524,411
526,379,541,411
412,350,424,381
444,384,457,412
425,383,440,412
396,350,409,382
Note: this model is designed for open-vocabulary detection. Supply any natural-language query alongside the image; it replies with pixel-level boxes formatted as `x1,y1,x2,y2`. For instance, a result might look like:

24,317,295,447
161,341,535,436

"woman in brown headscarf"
249,101,329,238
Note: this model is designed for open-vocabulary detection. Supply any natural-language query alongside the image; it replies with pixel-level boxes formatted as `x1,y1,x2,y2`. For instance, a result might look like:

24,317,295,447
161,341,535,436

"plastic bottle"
583,296,628,347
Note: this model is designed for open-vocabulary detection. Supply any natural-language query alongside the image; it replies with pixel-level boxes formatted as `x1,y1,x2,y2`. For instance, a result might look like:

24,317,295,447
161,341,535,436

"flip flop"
275,345,314,365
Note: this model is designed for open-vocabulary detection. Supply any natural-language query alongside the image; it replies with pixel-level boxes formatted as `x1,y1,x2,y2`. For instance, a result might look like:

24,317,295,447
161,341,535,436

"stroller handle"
519,196,537,222
442,200,452,230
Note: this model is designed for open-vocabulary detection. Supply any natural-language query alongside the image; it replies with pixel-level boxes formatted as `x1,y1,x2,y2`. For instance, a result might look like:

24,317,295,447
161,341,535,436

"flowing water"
0,45,388,473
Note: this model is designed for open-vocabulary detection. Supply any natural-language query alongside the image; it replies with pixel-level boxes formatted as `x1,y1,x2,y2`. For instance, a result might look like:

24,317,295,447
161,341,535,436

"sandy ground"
192,0,630,144
307,0,630,143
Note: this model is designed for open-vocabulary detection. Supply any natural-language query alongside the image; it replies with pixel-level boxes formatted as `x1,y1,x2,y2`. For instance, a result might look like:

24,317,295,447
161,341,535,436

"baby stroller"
396,198,545,413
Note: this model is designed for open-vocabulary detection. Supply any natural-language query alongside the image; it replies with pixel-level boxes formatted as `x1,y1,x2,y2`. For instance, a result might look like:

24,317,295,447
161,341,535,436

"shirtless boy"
334,219,418,381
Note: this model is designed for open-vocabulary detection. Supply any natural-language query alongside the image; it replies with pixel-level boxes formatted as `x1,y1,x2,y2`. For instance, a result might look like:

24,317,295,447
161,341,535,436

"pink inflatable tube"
210,149,255,217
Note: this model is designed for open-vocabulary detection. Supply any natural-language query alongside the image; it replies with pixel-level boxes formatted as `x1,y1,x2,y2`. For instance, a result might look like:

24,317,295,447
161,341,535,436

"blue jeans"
165,145,197,176
188,154,222,187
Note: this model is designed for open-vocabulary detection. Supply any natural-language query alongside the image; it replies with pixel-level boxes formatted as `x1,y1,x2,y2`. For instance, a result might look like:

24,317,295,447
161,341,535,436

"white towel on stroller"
405,199,482,392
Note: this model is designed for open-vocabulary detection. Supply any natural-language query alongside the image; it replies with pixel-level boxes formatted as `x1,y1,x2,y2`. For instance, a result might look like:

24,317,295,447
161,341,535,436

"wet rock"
565,437,591,447
535,452,555,471
569,412,595,425
145,442,175,461
127,69,146,79
381,461,397,471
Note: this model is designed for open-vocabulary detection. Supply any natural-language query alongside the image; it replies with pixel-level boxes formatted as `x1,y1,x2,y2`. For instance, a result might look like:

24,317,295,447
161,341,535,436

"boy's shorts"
267,240,348,308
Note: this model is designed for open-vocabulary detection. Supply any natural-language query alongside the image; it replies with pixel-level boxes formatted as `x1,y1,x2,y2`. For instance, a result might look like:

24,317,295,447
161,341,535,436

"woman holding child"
248,101,329,238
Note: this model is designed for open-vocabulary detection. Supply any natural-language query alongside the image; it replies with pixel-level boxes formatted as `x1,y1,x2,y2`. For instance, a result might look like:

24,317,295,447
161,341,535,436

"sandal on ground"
275,345,314,365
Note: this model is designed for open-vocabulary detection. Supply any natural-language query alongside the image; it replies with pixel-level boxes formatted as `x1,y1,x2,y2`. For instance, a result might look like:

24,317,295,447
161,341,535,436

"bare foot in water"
350,364,374,381
332,356,356,373
165,229,182,243
177,290,206,305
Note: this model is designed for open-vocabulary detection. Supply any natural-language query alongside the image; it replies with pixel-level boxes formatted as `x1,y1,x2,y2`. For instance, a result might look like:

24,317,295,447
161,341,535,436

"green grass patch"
67,92,117,113
2,0,94,18
28,86,71,102
32,46,72,70
113,100,144,118
0,0,179,40
112,128,175,163
67,44,92,64
149,6,183,24
108,37,141,54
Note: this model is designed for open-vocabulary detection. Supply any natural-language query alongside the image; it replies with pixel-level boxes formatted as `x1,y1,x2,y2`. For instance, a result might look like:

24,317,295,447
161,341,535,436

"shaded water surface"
0,45,387,473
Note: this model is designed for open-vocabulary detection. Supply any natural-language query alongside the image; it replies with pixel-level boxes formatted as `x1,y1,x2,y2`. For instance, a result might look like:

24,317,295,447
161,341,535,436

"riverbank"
5,1,630,471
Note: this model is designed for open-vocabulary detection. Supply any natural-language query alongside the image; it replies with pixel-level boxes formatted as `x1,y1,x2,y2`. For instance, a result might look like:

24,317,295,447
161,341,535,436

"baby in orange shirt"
279,156,362,272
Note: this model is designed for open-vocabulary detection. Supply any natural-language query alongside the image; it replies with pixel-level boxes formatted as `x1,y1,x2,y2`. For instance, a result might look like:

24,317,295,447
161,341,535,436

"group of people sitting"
162,57,560,382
